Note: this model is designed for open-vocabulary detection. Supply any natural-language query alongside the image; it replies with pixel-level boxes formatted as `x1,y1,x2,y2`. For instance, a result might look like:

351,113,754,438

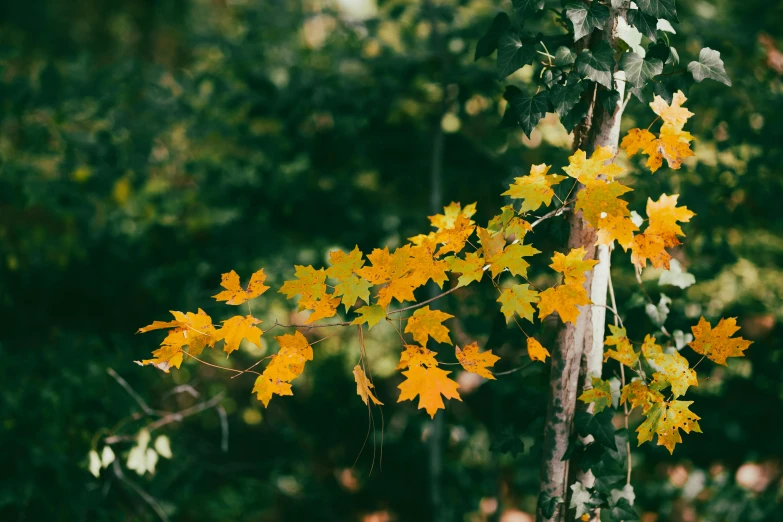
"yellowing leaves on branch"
631,194,694,270
396,344,461,418
455,342,500,379
213,269,270,305
502,163,565,213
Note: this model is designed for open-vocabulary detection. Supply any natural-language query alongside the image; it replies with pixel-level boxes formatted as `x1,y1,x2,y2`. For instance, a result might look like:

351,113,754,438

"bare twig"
107,368,162,416
387,286,459,315
112,460,170,522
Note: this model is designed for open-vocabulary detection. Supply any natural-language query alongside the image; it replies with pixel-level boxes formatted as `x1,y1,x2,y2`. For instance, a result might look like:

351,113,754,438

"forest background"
1,0,783,520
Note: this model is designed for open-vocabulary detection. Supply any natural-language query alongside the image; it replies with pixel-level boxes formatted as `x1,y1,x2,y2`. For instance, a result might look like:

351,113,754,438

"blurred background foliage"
1,0,782,520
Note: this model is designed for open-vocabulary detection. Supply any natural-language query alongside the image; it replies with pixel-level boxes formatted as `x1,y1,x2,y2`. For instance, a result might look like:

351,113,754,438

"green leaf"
504,87,551,137
579,442,605,472
575,409,618,450
542,68,564,88
627,9,659,42
575,41,615,89
635,0,678,22
537,492,562,519
512,0,544,12
592,456,625,492
475,13,511,61
565,2,610,41
652,73,694,103
550,81,585,118
569,481,593,518
619,51,663,88
560,100,590,132
498,31,537,78
607,498,640,522
554,46,576,67
352,305,386,328
646,41,671,62
688,47,731,86
597,88,621,112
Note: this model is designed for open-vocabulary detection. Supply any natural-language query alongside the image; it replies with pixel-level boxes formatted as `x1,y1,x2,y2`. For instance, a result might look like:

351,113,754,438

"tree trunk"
536,6,627,522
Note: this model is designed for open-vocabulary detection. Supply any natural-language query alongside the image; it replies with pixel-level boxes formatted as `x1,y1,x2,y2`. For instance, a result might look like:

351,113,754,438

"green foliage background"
1,0,782,520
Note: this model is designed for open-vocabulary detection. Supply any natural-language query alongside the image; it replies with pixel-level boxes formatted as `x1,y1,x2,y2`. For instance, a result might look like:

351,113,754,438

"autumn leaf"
279,265,327,308
213,269,270,305
497,284,540,322
215,314,263,354
445,252,485,287
333,275,371,311
579,377,613,413
397,344,439,370
455,342,500,379
621,128,656,156
631,232,672,269
429,201,477,230
434,214,476,256
637,400,701,454
603,324,639,368
689,317,752,366
596,213,638,251
408,238,449,289
563,146,624,185
493,243,541,278
487,206,533,241
650,90,694,132
353,305,386,329
353,364,383,405
306,295,341,323
621,380,663,414
550,247,599,286
253,331,313,407
527,337,550,362
501,163,566,213
357,245,418,307
538,284,591,324
136,309,217,371
643,336,697,398
397,365,462,418
404,306,454,346
326,246,365,281
575,180,633,227
646,194,695,247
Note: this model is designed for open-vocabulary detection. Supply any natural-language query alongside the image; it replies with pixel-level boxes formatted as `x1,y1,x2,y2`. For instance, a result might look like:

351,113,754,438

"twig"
104,393,225,445
530,205,572,229
387,286,459,315
494,361,535,376
107,368,161,416
112,460,170,522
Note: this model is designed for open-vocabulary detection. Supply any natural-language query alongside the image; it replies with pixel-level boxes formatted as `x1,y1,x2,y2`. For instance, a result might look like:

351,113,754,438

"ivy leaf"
658,259,695,288
688,47,731,86
550,82,585,119
512,0,545,12
560,99,590,132
565,1,610,41
475,13,511,61
620,51,664,88
607,498,640,522
537,492,562,519
569,481,593,518
575,410,618,450
592,456,626,492
616,16,644,55
505,87,551,137
554,46,577,67
635,0,678,22
575,41,615,89
498,31,537,77
627,9,659,42
597,88,621,112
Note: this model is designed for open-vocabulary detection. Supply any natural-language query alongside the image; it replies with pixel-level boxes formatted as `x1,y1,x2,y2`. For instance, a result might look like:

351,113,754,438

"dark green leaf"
635,0,678,22
554,46,577,67
597,88,621,112
607,499,640,521
550,81,585,118
512,0,545,12
537,492,562,519
565,2,610,41
542,69,563,88
579,442,605,472
575,409,617,450
575,41,615,89
560,99,590,132
626,10,658,42
629,83,654,102
498,31,537,77
592,457,625,492
646,41,671,62
506,89,551,137
688,47,731,86
619,51,663,88
653,74,694,103
475,13,511,61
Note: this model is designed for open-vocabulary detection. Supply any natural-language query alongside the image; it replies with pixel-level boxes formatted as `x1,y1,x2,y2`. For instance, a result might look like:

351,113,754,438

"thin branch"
112,460,170,522
107,368,162,416
530,204,572,229
104,393,225,445
494,361,535,376
387,286,459,315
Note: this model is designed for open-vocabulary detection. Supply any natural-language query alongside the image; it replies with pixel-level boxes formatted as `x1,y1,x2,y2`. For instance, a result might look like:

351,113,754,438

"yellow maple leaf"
435,214,476,256
578,377,613,413
455,342,500,379
353,364,383,405
326,246,365,281
215,314,263,354
621,380,663,414
404,306,454,346
689,317,752,366
306,295,341,323
213,269,270,305
136,309,217,371
527,337,550,362
650,90,694,132
445,252,485,288
429,201,477,230
574,180,633,227
603,324,639,368
631,232,672,269
497,284,540,322
550,247,599,286
396,344,439,370
596,213,638,251
352,304,386,328
645,194,695,247
279,265,327,308
487,206,533,241
621,128,656,156
253,331,313,407
537,283,591,324
408,238,449,289
333,275,371,311
357,245,418,307
647,349,698,398
478,226,540,278
563,146,624,185
397,365,462,418
501,163,566,213
637,400,701,454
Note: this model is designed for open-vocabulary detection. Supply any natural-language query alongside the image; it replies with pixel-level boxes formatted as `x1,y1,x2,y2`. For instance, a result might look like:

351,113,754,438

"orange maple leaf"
537,283,591,324
253,331,313,407
455,342,500,379
397,365,462,418
689,317,752,366
404,306,454,346
353,364,383,405
527,338,550,362
213,269,270,305
396,344,439,370
550,247,599,286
